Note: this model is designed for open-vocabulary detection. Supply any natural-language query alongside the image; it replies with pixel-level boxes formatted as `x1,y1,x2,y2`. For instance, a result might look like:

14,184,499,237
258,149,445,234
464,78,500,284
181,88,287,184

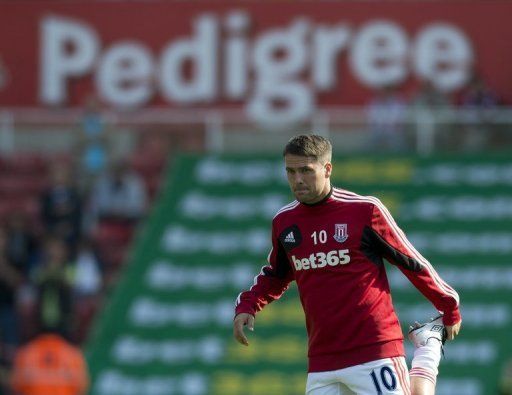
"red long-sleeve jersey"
235,187,460,373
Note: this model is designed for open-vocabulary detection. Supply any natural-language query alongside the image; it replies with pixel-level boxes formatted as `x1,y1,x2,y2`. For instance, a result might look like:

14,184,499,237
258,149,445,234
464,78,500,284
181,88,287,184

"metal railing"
1,107,511,155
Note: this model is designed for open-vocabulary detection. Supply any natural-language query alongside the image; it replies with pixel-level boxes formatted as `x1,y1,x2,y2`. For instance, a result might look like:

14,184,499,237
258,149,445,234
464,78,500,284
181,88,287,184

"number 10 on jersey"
311,230,327,245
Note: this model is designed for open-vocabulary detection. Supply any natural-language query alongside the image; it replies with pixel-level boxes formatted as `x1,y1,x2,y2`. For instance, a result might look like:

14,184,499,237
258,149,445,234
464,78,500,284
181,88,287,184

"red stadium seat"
0,176,47,197
98,244,127,269
0,153,48,176
0,196,39,224
92,221,134,246
129,152,166,178
0,199,10,221
144,174,163,200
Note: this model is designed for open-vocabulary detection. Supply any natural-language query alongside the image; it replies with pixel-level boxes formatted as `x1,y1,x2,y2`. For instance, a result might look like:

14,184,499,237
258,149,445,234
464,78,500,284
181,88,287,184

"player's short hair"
283,134,332,163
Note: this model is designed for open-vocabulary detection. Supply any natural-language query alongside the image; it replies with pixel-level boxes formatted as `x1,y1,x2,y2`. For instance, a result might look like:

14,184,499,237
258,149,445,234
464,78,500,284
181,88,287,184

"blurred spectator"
367,85,408,152
10,328,89,395
88,159,148,225
73,239,102,298
0,226,25,373
73,238,103,343
0,227,25,393
0,56,9,91
411,79,453,148
412,79,452,111
4,212,39,274
461,73,498,109
460,73,499,150
40,165,82,251
77,96,108,188
32,238,74,338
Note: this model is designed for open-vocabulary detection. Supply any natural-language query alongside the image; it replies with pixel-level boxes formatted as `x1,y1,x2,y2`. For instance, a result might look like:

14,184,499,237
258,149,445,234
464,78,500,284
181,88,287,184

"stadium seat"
0,176,47,197
92,221,134,246
0,197,39,222
129,152,166,178
0,153,48,176
144,174,163,200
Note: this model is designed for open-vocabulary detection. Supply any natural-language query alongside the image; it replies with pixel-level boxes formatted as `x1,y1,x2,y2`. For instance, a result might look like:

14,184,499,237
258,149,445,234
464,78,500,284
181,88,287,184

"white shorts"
306,357,410,395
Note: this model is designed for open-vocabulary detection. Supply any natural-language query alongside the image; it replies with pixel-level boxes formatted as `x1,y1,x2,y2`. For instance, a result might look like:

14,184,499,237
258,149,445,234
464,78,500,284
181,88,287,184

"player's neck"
303,185,333,206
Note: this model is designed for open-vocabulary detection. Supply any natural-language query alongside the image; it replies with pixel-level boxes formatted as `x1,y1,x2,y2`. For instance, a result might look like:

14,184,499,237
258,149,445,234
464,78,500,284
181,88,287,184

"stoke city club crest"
333,224,348,243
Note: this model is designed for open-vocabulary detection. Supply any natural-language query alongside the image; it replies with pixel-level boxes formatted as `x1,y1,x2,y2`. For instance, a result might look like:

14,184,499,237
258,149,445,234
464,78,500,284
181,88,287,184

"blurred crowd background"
0,1,511,395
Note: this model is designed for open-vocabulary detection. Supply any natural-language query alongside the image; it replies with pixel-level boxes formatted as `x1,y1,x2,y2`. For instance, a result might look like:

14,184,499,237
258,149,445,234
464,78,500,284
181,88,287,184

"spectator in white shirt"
367,85,408,152
89,159,147,225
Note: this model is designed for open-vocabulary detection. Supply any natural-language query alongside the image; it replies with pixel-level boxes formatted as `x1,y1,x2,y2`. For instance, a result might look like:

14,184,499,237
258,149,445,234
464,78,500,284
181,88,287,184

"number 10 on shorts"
370,366,397,394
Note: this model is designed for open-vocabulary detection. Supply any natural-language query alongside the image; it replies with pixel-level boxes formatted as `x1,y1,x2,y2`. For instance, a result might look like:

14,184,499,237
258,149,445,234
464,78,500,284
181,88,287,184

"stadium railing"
1,106,511,155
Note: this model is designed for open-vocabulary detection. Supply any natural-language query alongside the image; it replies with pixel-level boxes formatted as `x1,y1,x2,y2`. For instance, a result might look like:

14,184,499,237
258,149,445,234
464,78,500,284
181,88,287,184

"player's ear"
324,162,332,178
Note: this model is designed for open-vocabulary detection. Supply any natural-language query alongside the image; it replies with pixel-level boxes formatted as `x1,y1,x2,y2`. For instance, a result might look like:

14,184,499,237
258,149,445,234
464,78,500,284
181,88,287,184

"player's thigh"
306,371,356,395
342,357,410,395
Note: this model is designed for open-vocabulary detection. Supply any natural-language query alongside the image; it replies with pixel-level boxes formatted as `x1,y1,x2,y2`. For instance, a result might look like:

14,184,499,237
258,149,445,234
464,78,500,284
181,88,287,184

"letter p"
40,16,99,104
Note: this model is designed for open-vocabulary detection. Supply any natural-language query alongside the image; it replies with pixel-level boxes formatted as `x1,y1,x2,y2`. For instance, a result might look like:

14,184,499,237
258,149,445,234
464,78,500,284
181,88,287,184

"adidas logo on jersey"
284,231,296,243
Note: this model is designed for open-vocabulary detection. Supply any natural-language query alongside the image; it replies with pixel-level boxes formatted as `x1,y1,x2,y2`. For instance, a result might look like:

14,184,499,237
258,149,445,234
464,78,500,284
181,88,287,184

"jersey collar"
302,186,333,207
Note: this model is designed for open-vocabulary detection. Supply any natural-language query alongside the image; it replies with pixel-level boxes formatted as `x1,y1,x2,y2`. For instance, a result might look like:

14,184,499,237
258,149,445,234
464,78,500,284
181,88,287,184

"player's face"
285,154,332,204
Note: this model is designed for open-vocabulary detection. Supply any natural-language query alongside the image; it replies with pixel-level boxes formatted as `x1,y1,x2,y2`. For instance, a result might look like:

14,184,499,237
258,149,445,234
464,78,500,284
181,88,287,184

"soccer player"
233,134,461,395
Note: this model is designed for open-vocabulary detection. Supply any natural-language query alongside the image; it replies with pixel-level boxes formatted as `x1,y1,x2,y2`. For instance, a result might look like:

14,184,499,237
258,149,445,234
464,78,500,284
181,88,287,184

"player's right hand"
445,319,462,341
233,313,255,346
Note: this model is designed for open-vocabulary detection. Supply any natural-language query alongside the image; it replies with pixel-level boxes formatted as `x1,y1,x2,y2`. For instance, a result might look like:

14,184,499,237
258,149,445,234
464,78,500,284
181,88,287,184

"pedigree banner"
0,1,511,122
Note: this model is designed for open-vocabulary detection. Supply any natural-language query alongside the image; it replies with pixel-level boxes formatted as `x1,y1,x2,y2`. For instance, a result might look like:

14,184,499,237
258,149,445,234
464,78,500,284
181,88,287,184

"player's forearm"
401,267,460,325
235,279,290,316
235,291,258,316
440,307,461,326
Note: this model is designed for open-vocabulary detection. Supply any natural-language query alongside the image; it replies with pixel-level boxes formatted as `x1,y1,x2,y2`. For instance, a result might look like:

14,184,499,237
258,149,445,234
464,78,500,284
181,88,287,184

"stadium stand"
0,132,170,393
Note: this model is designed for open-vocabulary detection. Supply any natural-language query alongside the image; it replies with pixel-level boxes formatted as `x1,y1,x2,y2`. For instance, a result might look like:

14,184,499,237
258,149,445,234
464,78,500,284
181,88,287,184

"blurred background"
0,1,511,394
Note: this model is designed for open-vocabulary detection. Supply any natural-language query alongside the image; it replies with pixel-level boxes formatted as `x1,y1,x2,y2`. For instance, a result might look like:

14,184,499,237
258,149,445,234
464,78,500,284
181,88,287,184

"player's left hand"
445,320,462,341
233,313,255,346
